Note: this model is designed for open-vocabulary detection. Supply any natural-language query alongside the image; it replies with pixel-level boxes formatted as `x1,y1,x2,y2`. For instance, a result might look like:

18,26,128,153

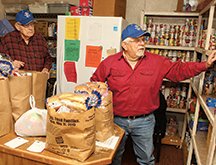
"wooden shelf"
205,50,214,56
146,45,195,51
45,36,57,40
189,2,216,163
198,95,215,125
192,131,209,165
191,81,199,97
143,11,199,17
163,78,191,83
186,112,193,135
195,47,214,56
191,81,215,125
5,12,65,19
200,0,216,15
161,135,181,146
195,47,205,54
167,107,187,113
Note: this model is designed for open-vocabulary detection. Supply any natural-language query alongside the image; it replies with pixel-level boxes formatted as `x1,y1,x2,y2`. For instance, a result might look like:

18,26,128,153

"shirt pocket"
139,70,154,86
111,69,126,80
109,69,128,90
140,70,154,76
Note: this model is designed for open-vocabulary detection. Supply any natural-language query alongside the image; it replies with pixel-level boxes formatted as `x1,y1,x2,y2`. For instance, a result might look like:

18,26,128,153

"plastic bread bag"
15,95,47,137
0,53,14,78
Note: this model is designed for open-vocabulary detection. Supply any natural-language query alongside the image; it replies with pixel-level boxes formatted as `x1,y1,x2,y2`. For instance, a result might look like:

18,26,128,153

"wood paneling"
0,152,47,165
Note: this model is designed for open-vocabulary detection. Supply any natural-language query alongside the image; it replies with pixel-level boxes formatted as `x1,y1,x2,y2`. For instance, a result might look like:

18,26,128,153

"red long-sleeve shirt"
0,30,52,71
90,51,207,116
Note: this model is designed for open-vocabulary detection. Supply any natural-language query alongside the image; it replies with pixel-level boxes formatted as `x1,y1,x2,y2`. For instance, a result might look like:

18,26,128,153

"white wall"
126,0,178,24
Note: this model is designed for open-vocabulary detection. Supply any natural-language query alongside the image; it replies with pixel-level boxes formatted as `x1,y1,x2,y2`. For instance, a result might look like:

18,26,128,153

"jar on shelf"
204,71,214,95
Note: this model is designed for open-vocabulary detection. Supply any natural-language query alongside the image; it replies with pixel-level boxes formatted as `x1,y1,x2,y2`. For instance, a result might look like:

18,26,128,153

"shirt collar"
122,51,146,61
17,31,35,43
117,51,124,60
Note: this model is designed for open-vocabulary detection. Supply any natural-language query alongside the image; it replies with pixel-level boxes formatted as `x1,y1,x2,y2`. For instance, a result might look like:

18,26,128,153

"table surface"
0,124,124,165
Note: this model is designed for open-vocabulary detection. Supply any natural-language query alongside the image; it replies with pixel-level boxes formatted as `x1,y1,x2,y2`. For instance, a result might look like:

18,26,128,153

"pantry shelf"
146,45,195,51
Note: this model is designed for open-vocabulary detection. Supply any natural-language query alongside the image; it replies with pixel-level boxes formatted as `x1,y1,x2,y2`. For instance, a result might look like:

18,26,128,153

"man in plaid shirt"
0,10,52,73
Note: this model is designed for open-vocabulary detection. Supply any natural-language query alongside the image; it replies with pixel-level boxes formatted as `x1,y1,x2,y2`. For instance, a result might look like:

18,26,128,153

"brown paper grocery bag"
95,102,114,141
9,75,32,121
101,90,113,106
46,107,96,162
0,79,13,136
31,71,48,109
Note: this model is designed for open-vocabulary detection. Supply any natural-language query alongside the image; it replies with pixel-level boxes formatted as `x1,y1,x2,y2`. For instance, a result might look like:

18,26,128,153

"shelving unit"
186,0,216,165
5,12,63,20
146,45,195,51
140,11,199,148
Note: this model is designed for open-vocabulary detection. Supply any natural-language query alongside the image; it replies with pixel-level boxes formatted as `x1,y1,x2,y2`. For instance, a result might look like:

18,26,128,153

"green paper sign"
64,40,80,62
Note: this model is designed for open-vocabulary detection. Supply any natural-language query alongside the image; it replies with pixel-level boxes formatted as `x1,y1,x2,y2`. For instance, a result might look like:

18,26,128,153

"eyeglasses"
128,36,149,44
19,22,35,28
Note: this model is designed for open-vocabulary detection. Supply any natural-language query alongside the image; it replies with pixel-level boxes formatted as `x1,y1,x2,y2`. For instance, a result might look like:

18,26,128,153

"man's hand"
41,68,49,74
13,60,25,69
206,50,216,68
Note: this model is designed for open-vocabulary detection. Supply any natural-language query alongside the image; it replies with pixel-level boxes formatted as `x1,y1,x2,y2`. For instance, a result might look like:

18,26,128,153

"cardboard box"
81,7,93,16
93,0,126,18
35,21,48,37
79,0,94,7
176,0,184,12
48,3,74,13
70,6,81,15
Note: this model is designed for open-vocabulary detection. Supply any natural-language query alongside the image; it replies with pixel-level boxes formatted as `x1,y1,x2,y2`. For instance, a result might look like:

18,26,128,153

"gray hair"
122,37,133,43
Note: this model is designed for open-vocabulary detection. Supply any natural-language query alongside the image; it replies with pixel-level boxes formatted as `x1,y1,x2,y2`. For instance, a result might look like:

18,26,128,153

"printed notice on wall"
65,18,80,40
64,40,80,62
85,45,102,68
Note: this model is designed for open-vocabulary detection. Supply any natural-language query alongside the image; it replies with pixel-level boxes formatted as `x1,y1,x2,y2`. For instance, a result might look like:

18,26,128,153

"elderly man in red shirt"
0,9,52,73
91,24,216,165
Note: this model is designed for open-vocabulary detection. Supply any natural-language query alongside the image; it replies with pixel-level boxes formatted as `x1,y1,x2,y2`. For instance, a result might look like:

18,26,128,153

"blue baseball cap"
121,24,150,41
16,10,34,25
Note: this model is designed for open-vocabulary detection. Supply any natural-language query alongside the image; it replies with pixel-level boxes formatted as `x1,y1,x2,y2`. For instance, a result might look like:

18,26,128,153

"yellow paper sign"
65,18,80,40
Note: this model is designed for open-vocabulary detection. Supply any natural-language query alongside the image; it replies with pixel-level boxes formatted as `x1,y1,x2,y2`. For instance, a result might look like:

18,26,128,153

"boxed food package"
70,6,81,15
79,0,94,7
48,3,74,13
81,7,93,16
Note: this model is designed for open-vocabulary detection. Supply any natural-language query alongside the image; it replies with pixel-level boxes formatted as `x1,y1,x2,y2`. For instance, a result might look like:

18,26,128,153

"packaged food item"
0,53,14,78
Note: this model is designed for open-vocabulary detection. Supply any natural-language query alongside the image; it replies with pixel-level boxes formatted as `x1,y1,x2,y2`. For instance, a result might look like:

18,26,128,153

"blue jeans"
112,114,155,165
